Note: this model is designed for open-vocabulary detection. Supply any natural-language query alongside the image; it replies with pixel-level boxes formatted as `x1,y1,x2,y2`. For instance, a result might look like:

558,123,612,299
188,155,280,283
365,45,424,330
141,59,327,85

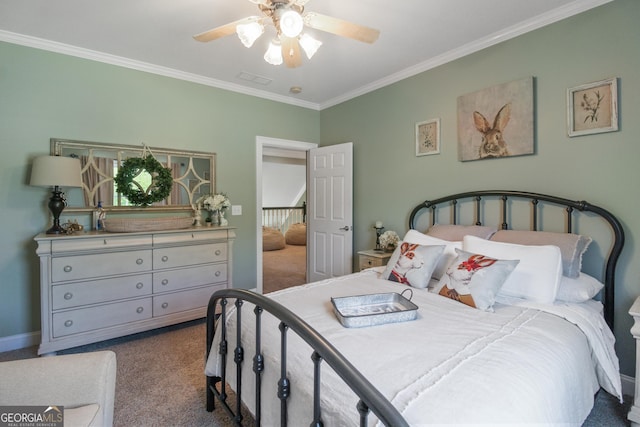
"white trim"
0,331,40,353
318,0,614,109
0,30,319,111
256,136,316,294
623,373,635,398
0,0,612,111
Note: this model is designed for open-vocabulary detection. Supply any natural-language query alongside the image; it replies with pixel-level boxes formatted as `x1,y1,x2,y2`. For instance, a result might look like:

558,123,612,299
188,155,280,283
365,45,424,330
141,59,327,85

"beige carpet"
0,319,249,427
263,244,306,294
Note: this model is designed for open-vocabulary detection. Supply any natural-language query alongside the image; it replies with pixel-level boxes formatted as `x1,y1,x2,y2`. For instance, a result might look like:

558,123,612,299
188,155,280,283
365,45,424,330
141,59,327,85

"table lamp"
30,155,83,234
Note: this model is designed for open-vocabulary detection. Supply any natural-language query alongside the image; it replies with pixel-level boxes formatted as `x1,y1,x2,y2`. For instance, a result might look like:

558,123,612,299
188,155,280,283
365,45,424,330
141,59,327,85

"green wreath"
114,155,173,206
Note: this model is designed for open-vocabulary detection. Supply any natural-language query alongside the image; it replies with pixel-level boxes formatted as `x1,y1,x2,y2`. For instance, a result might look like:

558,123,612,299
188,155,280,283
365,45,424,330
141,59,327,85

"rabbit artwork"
473,103,511,159
438,254,497,308
388,242,424,285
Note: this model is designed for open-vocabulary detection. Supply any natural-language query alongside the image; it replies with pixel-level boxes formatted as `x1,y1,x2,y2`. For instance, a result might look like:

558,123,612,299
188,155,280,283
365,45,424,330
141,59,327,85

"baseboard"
622,373,635,398
0,331,40,353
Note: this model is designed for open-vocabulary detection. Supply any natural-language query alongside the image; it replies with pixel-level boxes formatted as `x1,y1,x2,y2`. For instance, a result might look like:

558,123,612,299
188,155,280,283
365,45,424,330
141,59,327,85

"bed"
205,190,624,426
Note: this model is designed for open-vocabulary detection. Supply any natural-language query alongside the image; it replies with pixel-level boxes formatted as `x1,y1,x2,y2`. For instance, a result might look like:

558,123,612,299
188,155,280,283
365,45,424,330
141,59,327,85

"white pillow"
463,235,563,304
555,273,604,303
402,230,462,280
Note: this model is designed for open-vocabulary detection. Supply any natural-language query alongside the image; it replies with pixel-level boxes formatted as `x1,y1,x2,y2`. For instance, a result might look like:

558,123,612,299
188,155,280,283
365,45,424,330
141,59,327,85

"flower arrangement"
197,193,230,212
379,230,400,251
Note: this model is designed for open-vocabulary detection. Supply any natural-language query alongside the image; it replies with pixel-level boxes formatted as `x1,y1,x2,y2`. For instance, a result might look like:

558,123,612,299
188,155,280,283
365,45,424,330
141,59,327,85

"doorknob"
339,226,351,231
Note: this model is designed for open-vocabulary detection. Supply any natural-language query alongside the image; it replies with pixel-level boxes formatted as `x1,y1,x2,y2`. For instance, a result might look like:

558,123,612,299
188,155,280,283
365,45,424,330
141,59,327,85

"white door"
307,142,353,282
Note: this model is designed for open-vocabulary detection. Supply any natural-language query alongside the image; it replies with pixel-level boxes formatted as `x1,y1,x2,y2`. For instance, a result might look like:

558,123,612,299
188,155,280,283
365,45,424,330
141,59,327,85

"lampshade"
236,20,264,48
299,33,322,59
30,155,83,188
264,39,283,65
279,10,304,38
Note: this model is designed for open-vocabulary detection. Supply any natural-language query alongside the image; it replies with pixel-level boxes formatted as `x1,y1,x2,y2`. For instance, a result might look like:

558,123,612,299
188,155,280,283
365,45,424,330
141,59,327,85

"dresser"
35,226,235,355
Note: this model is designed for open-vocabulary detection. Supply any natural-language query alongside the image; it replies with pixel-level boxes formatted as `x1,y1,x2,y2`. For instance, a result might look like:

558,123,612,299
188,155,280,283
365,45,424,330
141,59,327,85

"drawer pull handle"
136,307,144,314
367,260,373,265
104,239,107,245
64,320,73,327
162,302,169,309
162,279,169,286
215,250,221,256
162,256,168,262
64,292,73,300
136,258,144,265
136,282,144,289
191,233,195,238
215,271,221,277
63,265,72,273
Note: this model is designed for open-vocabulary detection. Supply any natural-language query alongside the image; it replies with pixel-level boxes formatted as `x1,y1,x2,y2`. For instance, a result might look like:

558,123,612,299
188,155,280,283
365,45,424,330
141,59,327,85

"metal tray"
331,289,417,328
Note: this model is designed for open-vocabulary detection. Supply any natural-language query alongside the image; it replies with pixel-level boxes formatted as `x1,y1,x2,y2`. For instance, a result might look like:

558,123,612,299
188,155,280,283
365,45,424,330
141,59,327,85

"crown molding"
319,0,614,109
0,0,612,112
0,30,321,111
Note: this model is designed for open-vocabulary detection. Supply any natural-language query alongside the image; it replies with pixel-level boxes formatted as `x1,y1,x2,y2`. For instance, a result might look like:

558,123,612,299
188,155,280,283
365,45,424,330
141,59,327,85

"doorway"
255,136,317,294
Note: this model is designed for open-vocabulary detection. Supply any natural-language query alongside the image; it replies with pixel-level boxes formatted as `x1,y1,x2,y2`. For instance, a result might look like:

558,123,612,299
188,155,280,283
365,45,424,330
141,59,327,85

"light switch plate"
231,205,242,215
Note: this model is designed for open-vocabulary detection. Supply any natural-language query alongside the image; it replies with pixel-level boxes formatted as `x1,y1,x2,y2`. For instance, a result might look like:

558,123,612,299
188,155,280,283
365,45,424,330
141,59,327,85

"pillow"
401,229,462,280
463,235,563,304
555,273,604,303
381,242,445,289
432,248,519,311
490,230,592,278
426,224,497,241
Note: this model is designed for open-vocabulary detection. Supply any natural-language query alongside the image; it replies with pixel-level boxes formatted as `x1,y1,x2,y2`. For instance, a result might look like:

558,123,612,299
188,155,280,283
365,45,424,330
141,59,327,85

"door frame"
255,136,317,293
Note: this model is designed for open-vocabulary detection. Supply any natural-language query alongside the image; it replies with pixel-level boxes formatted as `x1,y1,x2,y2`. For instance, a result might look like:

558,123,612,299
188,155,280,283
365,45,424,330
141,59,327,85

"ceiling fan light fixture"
299,33,322,59
279,9,304,38
264,39,283,65
236,20,264,48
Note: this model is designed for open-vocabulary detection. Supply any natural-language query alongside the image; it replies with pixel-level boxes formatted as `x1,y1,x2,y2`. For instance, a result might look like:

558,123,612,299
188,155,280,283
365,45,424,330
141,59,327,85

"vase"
210,210,221,226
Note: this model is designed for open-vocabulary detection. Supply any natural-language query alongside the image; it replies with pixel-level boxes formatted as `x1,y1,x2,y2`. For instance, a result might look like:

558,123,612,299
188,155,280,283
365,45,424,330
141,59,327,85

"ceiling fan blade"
193,17,258,43
281,36,302,68
292,0,312,5
304,12,380,44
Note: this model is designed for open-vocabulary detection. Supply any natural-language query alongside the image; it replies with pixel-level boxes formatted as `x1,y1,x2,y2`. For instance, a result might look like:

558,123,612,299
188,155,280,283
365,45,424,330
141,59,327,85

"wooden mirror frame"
51,138,216,212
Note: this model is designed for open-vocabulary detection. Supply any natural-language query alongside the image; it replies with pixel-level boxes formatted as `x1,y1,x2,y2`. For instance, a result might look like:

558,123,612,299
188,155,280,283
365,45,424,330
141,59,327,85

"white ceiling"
0,0,612,110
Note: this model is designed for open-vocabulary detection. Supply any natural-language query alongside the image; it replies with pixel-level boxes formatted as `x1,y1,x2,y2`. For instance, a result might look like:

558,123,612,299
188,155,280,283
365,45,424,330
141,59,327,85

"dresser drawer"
153,243,227,269
153,264,227,293
51,250,152,282
52,298,152,337
51,235,152,253
153,230,228,245
153,284,224,317
359,255,387,270
52,274,152,310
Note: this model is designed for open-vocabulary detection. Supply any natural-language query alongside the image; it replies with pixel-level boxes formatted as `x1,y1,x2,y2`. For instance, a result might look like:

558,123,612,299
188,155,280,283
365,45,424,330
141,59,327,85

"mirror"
51,138,216,212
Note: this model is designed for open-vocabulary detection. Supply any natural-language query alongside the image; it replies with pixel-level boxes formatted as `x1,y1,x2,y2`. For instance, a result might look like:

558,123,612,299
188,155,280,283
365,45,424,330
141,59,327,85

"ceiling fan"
193,0,380,68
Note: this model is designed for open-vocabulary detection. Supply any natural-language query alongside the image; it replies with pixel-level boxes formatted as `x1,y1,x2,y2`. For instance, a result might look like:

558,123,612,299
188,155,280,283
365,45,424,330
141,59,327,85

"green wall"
0,41,320,342
1,0,639,382
321,0,640,377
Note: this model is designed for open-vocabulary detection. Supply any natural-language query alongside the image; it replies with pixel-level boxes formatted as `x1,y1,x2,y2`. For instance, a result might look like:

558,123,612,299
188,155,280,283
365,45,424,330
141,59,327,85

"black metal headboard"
408,190,624,328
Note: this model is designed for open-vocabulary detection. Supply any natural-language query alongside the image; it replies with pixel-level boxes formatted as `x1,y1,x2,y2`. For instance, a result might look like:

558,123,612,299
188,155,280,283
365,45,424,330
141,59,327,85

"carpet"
263,244,306,294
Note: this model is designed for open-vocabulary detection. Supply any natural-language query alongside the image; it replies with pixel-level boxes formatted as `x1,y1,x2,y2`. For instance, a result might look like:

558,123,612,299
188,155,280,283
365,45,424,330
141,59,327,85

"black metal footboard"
205,288,408,427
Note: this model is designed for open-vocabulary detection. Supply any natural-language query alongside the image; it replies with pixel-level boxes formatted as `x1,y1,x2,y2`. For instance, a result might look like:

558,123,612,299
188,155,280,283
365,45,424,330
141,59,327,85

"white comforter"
205,269,621,426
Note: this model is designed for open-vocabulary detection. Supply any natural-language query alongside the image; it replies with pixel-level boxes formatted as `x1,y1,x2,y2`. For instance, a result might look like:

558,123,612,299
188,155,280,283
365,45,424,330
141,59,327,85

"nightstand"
357,249,393,271
629,297,640,426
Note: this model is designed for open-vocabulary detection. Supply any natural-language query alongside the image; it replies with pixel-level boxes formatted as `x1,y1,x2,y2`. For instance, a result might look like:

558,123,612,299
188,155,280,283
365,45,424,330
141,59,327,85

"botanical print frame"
567,77,618,137
457,77,534,161
416,118,440,156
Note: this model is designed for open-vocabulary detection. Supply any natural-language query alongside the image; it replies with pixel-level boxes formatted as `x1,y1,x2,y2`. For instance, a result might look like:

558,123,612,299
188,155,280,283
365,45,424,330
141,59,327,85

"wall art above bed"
456,76,535,161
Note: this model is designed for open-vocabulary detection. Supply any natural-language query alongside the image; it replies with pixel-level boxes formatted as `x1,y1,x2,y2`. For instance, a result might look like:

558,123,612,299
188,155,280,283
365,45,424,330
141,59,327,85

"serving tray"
331,289,417,328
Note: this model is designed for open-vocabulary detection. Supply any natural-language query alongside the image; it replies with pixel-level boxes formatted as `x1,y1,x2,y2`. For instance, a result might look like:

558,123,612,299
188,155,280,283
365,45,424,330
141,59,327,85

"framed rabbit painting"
567,77,618,137
457,77,534,161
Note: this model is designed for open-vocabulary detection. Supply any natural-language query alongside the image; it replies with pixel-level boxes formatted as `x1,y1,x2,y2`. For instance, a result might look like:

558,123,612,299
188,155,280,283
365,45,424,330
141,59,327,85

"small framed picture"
416,118,440,156
567,77,618,137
